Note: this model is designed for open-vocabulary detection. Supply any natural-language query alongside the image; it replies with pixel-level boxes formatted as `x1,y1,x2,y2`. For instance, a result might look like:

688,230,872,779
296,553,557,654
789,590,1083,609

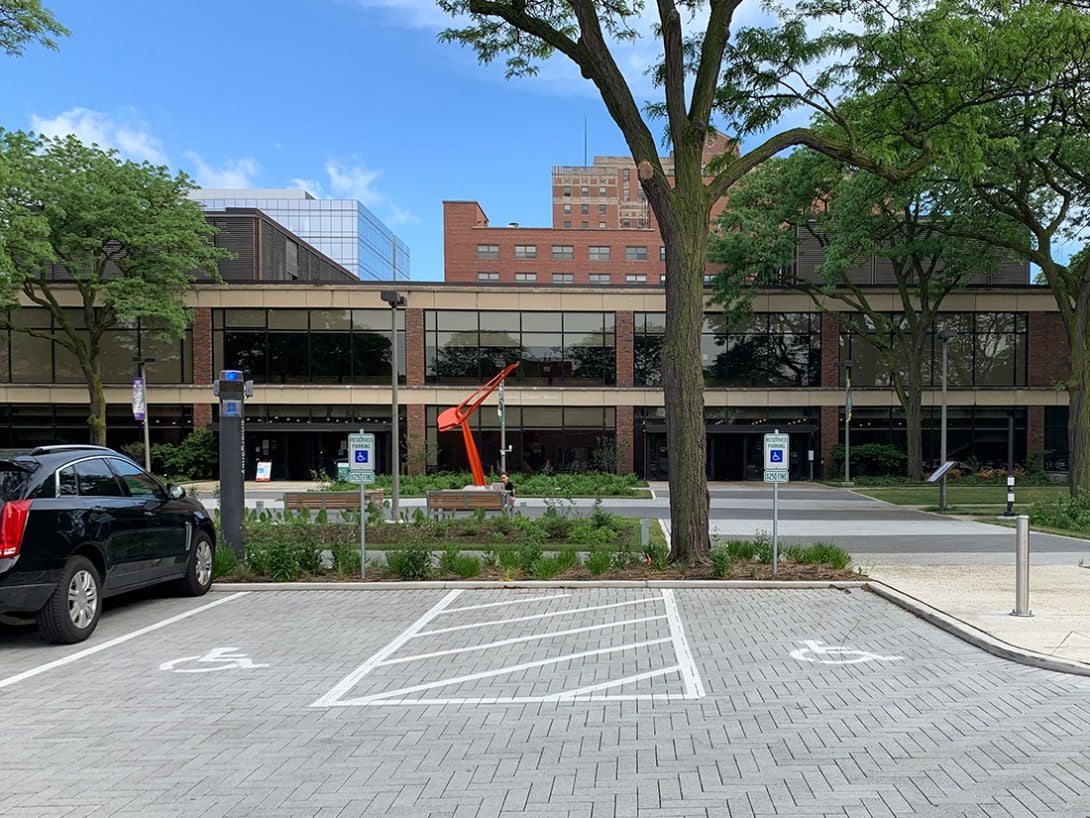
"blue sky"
4,0,769,281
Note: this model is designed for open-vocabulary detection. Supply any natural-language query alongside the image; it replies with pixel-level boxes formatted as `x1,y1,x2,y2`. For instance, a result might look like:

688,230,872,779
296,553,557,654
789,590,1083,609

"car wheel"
175,532,215,597
36,555,102,644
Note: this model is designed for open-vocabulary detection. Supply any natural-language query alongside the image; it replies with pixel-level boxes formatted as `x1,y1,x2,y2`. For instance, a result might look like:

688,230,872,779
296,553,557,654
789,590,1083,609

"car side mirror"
168,484,187,500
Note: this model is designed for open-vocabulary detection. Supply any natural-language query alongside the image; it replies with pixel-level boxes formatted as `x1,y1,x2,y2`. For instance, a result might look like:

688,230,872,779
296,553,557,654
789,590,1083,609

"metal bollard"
1011,514,1033,617
640,518,649,548
255,500,265,513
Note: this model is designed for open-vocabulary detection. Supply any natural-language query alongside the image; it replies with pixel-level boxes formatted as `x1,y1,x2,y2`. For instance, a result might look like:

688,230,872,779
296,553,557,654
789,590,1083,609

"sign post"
763,431,790,573
348,431,376,577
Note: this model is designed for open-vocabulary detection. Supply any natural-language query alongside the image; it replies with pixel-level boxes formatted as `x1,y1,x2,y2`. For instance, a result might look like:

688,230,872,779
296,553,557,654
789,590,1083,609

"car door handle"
91,506,107,514
144,511,156,517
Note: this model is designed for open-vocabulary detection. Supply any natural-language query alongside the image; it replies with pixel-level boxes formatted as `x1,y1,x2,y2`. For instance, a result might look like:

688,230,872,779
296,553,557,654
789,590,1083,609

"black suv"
0,446,216,644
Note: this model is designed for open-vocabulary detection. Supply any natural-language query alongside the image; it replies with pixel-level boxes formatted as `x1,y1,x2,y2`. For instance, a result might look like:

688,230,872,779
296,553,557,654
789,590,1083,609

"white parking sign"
763,433,789,471
348,433,375,473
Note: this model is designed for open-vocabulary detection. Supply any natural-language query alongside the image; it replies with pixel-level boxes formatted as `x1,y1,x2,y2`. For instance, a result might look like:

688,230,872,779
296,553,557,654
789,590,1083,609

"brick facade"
191,307,213,431
820,313,842,389
407,404,427,475
405,308,425,386
615,405,634,474
1028,312,1070,387
615,311,634,388
1027,405,1045,458
820,405,840,479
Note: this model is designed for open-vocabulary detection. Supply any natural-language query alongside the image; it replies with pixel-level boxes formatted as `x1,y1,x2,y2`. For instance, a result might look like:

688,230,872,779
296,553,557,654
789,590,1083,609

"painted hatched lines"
312,589,705,707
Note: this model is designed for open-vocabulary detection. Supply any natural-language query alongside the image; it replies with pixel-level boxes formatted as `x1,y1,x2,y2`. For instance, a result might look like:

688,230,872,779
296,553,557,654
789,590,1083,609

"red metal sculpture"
437,362,520,486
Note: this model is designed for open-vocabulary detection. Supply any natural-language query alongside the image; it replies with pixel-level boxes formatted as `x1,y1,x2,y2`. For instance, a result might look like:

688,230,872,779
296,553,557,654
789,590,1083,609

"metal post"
640,517,649,548
133,356,155,472
499,381,507,474
844,373,851,483
940,338,949,511
1005,413,1015,516
360,469,367,579
1012,514,1032,617
390,304,400,522
772,480,779,574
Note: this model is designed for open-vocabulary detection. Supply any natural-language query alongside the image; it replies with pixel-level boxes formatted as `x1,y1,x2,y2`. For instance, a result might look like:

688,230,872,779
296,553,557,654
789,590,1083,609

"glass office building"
190,188,409,281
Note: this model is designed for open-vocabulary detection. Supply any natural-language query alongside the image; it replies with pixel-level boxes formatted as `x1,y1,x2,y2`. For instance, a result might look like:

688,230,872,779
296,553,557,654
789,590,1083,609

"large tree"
0,131,229,444
709,150,1004,479
436,0,1051,561
0,0,66,56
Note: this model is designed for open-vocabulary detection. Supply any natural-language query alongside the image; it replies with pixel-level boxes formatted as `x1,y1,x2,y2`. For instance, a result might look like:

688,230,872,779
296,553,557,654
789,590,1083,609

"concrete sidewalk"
868,562,1090,665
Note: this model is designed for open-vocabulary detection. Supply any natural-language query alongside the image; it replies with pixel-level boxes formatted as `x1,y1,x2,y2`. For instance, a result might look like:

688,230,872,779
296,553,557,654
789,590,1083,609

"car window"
108,458,163,498
74,459,124,498
57,466,78,496
0,465,30,500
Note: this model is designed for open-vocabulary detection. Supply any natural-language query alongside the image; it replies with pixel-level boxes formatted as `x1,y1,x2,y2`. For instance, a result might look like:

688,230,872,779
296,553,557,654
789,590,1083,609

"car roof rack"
29,444,116,456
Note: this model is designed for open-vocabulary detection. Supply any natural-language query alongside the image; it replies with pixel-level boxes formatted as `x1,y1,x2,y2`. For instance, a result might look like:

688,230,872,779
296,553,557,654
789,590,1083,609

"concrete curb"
212,580,869,591
864,580,1090,677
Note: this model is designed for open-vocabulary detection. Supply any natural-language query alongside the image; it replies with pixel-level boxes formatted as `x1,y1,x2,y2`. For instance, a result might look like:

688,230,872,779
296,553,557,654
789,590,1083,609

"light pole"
132,356,156,472
499,380,507,474
937,328,958,511
380,290,406,521
835,360,853,483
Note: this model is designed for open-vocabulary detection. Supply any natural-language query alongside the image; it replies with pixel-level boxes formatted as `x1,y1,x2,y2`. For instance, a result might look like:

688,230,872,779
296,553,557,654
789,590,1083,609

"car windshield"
0,464,31,501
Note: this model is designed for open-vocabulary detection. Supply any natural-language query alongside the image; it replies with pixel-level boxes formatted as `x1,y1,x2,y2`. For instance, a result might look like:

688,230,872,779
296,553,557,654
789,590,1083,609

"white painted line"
0,592,251,691
661,589,705,698
349,694,692,705
311,589,461,707
335,637,673,706
440,593,572,614
381,615,669,665
545,665,681,700
416,596,664,636
658,518,671,551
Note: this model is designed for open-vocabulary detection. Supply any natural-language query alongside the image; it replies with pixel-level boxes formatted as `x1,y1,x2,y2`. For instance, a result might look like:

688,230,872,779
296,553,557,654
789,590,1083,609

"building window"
598,222,607,229
703,274,717,285
563,186,571,197
552,245,574,259
659,275,666,284
478,272,500,281
563,221,572,228
580,185,589,196
563,204,571,215
581,204,589,215
581,221,589,228
623,190,630,201
598,204,607,215
625,274,647,283
638,219,648,228
589,246,611,261
625,246,648,261
659,246,666,261
621,218,631,228
515,272,537,282
552,273,574,284
623,168,630,181
637,189,645,201
598,186,607,196
514,245,537,259
476,244,499,259
589,274,611,284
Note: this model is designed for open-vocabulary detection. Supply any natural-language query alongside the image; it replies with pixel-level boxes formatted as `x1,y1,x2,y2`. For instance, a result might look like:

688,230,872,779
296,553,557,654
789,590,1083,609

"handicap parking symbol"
769,450,784,464
354,451,368,464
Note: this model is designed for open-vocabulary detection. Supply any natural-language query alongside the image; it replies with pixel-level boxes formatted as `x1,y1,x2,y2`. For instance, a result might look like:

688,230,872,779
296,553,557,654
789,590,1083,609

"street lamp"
380,290,406,521
835,360,853,483
132,356,156,472
937,328,958,511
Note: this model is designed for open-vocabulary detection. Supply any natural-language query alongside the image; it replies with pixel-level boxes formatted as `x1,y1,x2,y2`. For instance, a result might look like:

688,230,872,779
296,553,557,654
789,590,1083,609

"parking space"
1,587,1089,817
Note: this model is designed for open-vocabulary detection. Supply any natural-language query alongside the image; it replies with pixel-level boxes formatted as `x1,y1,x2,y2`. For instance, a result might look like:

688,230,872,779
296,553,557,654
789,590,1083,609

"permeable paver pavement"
1,587,1088,817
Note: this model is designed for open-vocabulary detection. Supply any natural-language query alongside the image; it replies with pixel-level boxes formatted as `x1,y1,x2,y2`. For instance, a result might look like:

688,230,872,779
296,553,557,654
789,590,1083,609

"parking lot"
2,587,1089,817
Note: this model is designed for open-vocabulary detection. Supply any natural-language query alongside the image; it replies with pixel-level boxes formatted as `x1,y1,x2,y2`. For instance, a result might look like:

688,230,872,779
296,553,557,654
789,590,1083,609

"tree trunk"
660,203,711,564
904,385,923,481
86,371,107,446
1068,334,1089,500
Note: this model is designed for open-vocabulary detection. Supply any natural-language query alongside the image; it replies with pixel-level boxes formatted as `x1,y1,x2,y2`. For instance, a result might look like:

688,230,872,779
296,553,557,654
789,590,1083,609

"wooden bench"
426,489,511,518
283,490,383,512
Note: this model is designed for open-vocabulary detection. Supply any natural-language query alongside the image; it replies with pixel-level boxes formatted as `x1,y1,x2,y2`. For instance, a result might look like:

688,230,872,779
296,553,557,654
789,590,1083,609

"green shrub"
709,547,732,579
795,542,852,570
153,429,219,479
1030,495,1090,532
213,544,237,578
643,542,669,570
590,500,615,530
452,554,482,578
497,549,522,574
387,542,433,581
439,543,461,574
585,549,612,576
555,547,580,571
831,442,907,477
480,549,500,568
540,507,573,540
529,556,564,579
752,532,773,564
612,542,639,570
330,542,361,579
724,538,758,562
516,538,544,571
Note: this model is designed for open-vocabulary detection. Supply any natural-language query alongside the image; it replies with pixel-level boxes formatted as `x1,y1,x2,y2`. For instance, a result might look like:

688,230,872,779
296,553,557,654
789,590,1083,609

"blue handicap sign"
354,450,369,464
769,450,784,464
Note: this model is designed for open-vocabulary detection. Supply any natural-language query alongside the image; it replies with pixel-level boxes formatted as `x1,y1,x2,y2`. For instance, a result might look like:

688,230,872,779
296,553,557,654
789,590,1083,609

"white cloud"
323,159,383,205
384,203,418,226
289,177,324,197
185,153,260,188
30,107,167,164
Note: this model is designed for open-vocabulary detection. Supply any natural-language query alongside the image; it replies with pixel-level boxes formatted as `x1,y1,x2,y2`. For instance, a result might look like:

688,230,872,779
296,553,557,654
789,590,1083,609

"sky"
2,0,788,281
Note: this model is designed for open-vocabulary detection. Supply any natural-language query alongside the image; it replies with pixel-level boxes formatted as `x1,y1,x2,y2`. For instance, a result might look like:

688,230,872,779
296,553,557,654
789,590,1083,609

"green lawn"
855,484,1068,509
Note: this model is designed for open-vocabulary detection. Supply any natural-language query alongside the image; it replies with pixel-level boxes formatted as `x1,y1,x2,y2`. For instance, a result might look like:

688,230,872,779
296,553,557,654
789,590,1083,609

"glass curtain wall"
425,311,615,386
213,309,405,384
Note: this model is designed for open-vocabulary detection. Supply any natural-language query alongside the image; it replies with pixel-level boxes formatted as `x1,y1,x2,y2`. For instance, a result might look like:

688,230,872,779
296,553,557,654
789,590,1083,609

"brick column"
615,311,634,388
820,404,839,479
1027,312,1070,387
615,405,634,474
405,307,425,386
820,313,841,389
191,307,213,431
1027,405,1045,461
406,403,427,475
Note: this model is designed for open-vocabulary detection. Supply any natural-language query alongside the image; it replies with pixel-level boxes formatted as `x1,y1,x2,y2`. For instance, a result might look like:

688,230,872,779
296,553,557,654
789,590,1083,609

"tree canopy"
0,0,66,57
